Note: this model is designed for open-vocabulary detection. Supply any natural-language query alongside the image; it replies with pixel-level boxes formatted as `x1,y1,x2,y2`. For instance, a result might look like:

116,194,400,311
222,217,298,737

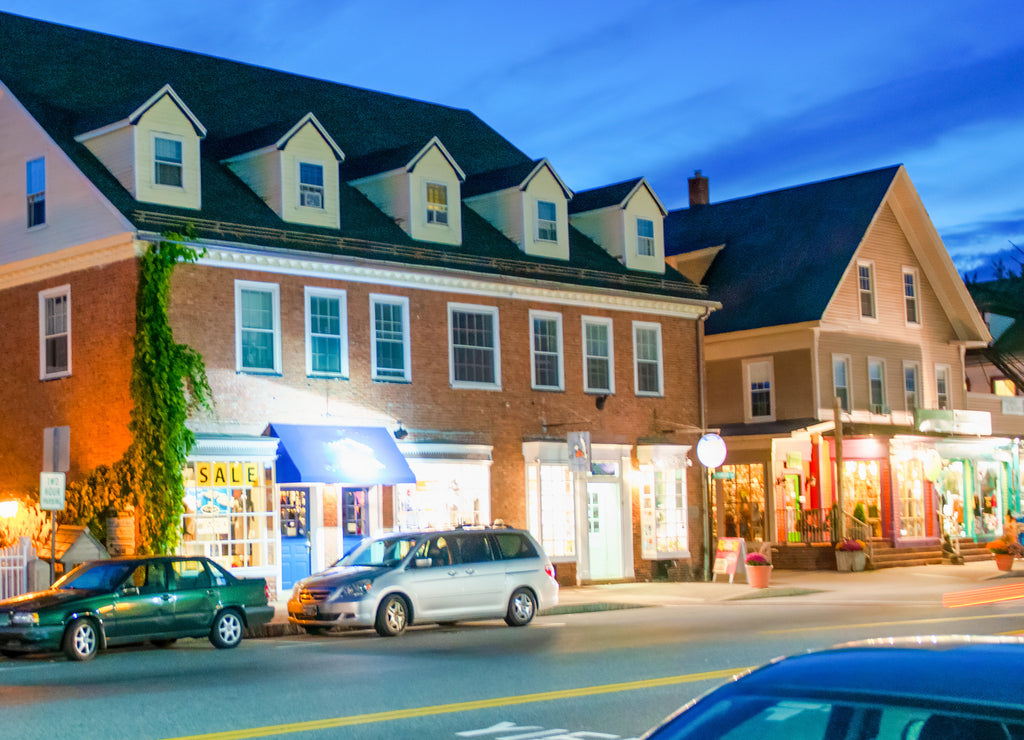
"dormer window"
537,200,558,241
426,182,449,225
637,218,655,257
299,163,324,209
26,158,46,228
153,136,183,188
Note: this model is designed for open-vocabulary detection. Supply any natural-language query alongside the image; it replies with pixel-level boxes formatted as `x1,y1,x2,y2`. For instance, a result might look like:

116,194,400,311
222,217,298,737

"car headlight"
10,612,38,626
333,579,372,601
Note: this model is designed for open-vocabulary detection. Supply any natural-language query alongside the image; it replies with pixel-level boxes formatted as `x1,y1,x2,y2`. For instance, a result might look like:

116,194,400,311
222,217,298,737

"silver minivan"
287,527,559,636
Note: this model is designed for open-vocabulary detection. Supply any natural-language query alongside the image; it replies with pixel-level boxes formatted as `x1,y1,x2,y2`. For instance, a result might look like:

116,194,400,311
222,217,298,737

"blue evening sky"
5,1,1023,277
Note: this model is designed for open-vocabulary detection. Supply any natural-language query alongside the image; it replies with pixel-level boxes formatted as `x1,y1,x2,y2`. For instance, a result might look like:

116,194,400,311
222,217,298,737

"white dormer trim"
407,136,466,181
519,158,574,199
130,84,207,137
276,112,345,162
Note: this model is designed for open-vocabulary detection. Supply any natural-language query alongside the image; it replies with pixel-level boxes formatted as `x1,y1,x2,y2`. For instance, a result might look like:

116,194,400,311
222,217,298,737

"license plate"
303,604,317,617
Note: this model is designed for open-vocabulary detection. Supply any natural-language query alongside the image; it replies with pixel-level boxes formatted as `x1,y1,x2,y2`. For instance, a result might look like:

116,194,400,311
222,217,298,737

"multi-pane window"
39,285,70,379
450,304,500,388
868,358,886,412
858,262,876,318
236,281,280,373
154,136,183,187
299,163,324,209
904,363,920,411
833,355,851,412
582,317,614,394
745,359,773,419
26,158,45,228
633,322,663,396
903,268,920,324
426,183,448,225
636,218,655,257
370,295,411,382
530,311,563,391
537,200,558,241
305,287,347,377
936,365,950,410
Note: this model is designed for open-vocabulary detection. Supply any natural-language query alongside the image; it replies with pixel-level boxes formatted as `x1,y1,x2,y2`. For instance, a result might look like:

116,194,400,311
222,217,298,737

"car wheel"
375,594,408,637
63,618,99,661
505,588,537,627
209,610,243,649
151,639,177,648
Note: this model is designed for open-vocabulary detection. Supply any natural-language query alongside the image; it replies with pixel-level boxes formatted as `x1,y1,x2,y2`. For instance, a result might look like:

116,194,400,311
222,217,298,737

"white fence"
0,537,33,600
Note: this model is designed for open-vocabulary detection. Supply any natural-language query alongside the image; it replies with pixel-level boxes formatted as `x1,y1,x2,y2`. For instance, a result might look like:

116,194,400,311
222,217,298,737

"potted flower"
986,536,1024,571
745,551,772,588
835,538,867,572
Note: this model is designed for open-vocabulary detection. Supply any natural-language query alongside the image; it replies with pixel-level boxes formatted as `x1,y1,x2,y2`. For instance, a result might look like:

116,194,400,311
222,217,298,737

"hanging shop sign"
696,433,727,468
567,432,592,473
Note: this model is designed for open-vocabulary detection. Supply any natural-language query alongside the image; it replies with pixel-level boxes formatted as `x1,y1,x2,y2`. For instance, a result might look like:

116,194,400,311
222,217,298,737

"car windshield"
53,561,135,592
334,536,419,568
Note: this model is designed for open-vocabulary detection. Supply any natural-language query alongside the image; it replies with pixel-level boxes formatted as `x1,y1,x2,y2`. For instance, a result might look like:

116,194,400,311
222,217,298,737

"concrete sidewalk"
249,559,1024,638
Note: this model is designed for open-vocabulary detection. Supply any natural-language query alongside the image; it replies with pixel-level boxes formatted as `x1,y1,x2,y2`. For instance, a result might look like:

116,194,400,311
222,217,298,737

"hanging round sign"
696,433,727,468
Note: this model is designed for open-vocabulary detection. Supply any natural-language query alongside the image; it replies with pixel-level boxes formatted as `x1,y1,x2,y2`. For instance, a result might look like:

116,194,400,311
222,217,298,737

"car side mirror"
413,558,432,569
122,585,139,596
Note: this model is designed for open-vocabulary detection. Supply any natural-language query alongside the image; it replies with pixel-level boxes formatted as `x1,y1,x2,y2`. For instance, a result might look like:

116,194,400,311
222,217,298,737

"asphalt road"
2,597,1022,740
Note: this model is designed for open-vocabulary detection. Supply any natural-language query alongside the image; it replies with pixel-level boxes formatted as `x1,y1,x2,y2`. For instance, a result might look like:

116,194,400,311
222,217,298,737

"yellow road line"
761,611,1024,635
161,667,748,740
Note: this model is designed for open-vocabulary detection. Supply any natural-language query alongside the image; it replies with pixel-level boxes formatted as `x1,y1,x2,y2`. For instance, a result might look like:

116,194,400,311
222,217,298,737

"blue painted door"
280,488,311,590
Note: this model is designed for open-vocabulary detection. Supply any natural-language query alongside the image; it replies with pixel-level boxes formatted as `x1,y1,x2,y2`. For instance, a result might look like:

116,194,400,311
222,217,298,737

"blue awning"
267,424,416,486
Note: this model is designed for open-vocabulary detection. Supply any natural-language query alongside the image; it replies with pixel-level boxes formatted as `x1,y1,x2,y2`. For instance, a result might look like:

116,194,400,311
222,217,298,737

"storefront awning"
267,424,416,486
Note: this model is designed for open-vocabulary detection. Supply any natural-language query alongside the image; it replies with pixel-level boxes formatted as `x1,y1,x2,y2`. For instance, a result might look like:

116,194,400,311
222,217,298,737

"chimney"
688,170,709,207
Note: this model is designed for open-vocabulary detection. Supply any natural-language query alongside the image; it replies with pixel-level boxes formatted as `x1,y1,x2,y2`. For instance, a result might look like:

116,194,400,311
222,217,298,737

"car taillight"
265,584,271,601
545,563,556,580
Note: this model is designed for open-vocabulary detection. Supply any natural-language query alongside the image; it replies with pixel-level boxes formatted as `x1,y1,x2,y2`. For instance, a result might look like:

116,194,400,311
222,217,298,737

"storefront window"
394,461,490,531
526,463,575,558
842,460,882,536
639,467,688,557
720,464,766,542
935,460,966,538
975,461,1005,537
181,461,276,571
894,459,927,538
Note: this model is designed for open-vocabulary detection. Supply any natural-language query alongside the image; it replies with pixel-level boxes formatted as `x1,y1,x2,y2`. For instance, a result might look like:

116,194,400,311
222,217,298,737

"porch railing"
774,507,875,560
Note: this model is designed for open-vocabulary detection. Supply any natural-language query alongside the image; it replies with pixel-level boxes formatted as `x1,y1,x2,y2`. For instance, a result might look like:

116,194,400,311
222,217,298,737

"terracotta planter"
994,553,1014,572
746,565,772,588
836,549,866,572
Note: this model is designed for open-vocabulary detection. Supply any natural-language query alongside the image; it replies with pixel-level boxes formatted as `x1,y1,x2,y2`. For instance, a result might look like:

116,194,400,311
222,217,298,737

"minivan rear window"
494,533,537,560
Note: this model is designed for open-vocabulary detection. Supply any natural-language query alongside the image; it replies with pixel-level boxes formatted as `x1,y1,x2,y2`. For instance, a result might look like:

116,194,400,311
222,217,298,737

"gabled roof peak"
569,177,665,215
462,158,572,199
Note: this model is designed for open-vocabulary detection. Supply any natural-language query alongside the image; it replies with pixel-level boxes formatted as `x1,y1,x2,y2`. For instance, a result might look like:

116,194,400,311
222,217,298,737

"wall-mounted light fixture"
393,423,408,440
595,394,609,410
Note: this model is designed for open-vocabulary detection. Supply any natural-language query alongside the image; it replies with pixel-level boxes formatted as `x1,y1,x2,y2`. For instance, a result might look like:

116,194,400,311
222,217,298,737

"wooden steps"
770,538,993,570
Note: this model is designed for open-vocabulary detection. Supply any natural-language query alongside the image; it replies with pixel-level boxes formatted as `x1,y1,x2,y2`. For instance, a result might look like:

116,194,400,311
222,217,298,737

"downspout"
696,306,712,580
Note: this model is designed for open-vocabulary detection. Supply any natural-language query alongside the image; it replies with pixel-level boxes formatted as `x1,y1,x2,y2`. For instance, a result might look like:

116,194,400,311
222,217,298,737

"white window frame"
529,310,564,391
902,267,920,326
448,303,501,390
832,354,851,413
902,361,921,413
632,321,664,397
234,280,281,374
582,316,615,394
153,133,184,189
39,284,71,380
425,181,449,226
857,260,877,320
742,357,774,422
636,217,655,257
370,294,412,383
304,286,348,378
26,157,46,229
935,364,951,410
298,161,325,209
868,357,887,413
536,200,558,242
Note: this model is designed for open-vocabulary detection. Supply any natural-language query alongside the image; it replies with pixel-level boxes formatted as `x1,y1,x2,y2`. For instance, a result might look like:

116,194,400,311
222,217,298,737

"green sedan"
0,556,274,661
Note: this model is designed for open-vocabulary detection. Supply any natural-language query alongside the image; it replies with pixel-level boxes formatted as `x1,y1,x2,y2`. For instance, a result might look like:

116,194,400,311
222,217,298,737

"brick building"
0,13,717,593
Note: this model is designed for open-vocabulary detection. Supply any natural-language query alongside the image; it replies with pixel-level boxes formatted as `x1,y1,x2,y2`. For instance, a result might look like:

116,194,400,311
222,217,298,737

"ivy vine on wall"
59,230,211,554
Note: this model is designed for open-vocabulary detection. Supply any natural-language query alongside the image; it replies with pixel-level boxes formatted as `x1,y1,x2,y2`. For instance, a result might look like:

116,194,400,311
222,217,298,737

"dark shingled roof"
664,166,901,333
0,12,708,301
569,178,644,214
